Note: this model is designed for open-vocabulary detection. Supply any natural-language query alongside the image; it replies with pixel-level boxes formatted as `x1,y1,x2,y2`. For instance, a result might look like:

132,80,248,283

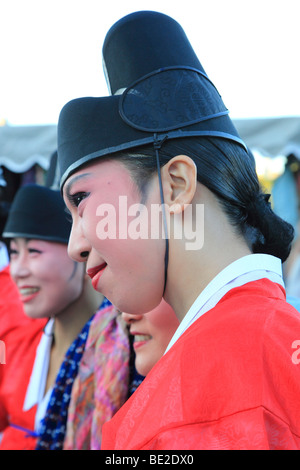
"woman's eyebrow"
65,173,92,199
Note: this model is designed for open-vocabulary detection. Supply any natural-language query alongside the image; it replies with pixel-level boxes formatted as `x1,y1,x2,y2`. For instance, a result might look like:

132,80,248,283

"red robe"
0,265,46,449
0,320,46,450
0,266,34,339
101,279,300,450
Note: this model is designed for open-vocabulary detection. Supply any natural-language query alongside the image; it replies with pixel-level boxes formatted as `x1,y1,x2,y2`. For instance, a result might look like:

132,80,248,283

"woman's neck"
44,279,103,395
165,186,251,321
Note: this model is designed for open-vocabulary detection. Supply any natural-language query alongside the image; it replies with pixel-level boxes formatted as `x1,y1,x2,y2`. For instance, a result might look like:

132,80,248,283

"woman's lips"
19,286,40,303
132,333,152,350
87,263,107,290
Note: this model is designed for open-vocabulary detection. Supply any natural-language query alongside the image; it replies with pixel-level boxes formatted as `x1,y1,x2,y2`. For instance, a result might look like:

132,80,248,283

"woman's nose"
122,311,143,324
10,255,30,280
67,223,91,262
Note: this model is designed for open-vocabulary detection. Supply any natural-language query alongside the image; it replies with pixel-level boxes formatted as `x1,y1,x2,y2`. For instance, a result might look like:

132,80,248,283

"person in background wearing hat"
0,184,129,450
57,11,300,450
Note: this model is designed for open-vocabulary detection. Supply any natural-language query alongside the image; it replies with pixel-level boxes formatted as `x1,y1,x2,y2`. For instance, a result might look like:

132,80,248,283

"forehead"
63,159,136,194
11,238,66,252
11,237,41,246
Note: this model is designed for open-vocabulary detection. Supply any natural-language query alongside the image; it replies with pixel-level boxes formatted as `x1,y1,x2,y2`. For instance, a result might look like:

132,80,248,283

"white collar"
23,318,54,412
164,254,283,354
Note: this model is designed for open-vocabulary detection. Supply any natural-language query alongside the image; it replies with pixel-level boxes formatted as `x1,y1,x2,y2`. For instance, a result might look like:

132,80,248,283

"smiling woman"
64,159,166,315
56,11,300,450
0,183,130,450
9,238,84,319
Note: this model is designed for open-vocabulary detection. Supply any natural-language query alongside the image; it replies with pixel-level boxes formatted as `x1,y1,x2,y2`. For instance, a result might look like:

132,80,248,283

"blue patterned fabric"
35,315,95,450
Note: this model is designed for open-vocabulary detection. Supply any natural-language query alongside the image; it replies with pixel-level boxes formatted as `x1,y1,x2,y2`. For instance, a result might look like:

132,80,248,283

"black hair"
112,136,294,263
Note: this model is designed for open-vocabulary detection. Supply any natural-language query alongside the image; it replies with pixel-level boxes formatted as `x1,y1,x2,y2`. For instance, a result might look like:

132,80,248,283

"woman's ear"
161,155,197,213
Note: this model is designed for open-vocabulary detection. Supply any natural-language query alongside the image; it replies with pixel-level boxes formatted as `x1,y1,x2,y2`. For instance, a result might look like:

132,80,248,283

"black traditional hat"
3,184,71,243
102,10,206,95
58,10,246,189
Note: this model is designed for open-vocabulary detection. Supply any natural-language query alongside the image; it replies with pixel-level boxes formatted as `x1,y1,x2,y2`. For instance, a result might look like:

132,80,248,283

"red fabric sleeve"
0,266,31,339
140,407,300,450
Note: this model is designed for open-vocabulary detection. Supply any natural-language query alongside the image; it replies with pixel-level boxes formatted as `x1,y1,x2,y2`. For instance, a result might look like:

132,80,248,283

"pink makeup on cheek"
84,173,141,241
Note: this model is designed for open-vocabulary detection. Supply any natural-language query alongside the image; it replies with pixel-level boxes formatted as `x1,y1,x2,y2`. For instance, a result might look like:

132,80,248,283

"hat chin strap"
153,134,169,295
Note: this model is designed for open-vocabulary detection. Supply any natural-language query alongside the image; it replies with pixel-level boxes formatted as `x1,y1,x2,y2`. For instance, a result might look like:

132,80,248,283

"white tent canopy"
0,124,57,173
0,116,299,173
233,116,300,159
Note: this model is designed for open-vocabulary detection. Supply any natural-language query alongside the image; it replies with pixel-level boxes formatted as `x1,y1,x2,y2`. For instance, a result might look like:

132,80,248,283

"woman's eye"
70,192,89,208
9,248,18,258
28,249,42,255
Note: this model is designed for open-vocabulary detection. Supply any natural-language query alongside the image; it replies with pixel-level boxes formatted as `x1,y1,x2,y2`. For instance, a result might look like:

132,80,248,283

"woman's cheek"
80,205,101,244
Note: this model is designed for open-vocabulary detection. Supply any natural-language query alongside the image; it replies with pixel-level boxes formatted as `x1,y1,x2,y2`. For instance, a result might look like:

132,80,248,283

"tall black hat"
58,10,246,189
102,10,206,95
2,184,71,243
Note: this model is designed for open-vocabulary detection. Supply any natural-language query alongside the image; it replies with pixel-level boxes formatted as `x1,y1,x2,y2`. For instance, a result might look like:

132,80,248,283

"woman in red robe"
56,11,300,449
